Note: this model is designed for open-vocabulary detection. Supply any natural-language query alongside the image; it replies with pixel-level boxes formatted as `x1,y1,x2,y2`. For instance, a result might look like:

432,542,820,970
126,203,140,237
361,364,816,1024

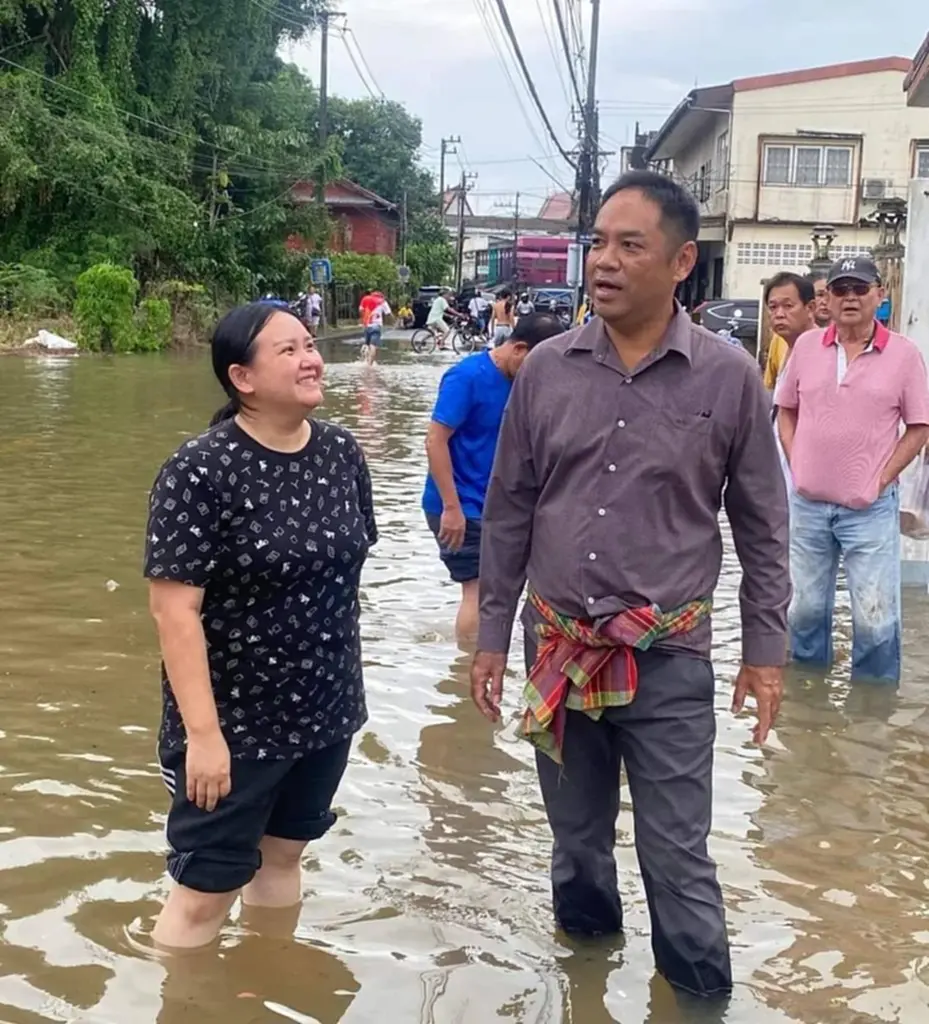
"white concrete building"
645,57,929,302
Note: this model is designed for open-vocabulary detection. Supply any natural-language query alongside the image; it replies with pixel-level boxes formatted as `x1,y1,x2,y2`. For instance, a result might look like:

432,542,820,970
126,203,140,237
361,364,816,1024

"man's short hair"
599,170,700,246
764,271,815,305
508,312,565,350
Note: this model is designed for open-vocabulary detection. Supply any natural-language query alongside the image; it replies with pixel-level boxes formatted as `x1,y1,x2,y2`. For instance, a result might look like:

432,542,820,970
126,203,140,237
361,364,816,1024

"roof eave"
643,84,734,163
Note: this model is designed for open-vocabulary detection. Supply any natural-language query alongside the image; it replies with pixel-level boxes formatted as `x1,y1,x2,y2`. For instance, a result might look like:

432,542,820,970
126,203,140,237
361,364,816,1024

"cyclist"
426,288,456,349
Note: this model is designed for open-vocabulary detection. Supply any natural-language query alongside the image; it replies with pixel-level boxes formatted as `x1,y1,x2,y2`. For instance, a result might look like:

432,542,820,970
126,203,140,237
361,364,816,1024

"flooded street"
5,347,929,1024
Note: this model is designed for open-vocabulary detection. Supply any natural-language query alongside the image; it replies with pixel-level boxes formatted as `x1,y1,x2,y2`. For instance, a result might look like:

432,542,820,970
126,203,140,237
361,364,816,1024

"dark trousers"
526,638,732,998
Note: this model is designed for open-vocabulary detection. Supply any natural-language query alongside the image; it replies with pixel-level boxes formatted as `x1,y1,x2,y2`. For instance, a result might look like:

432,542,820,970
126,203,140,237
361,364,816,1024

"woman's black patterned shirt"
144,419,377,759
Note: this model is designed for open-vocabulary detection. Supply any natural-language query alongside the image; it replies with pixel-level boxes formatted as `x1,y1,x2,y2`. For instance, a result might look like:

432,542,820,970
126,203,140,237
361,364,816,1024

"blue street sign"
309,258,332,286
397,264,411,283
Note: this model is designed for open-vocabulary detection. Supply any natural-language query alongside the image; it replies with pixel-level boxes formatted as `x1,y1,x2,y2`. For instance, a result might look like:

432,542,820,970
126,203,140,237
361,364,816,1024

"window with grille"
762,143,854,187
917,147,929,179
764,146,791,185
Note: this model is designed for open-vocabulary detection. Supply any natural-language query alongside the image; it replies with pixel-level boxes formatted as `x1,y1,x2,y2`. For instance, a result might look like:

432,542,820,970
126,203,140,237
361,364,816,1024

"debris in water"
105,579,120,592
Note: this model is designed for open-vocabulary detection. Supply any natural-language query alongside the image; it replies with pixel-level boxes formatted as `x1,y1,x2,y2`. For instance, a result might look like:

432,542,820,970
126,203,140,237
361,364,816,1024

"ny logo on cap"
841,259,857,271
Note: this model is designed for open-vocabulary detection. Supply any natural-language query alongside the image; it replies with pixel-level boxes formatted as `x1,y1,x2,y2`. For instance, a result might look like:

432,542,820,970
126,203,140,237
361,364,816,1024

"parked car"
693,299,759,356
412,286,442,328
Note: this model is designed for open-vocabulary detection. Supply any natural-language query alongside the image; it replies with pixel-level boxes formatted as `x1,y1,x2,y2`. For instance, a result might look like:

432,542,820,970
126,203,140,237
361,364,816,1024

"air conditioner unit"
862,178,888,200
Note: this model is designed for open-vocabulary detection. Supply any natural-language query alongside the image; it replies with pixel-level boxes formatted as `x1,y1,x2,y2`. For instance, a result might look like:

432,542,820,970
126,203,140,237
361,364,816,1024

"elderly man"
776,255,929,682
470,170,790,999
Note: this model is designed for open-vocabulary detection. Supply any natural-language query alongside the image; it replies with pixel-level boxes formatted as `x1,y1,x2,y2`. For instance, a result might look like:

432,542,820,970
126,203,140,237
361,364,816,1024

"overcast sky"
287,0,928,216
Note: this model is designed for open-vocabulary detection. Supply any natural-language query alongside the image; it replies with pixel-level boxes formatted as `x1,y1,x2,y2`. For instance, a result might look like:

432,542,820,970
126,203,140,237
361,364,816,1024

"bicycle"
410,325,440,354
451,319,480,355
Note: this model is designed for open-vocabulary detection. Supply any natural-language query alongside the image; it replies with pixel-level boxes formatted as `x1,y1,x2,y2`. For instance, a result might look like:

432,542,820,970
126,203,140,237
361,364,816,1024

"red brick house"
289,178,399,256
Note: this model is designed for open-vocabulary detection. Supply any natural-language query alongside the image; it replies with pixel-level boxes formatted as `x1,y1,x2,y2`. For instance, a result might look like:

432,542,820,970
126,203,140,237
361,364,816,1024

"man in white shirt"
306,287,323,337
468,292,491,338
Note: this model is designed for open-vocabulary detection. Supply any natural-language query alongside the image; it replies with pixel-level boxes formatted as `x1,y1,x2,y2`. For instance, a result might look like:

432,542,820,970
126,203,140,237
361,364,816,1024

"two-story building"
645,57,929,302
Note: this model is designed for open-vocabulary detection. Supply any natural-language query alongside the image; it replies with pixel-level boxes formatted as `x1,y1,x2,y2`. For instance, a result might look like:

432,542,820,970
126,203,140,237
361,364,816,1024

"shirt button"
589,553,597,561
618,419,626,428
608,464,617,472
624,377,633,384
598,508,606,516
587,597,595,605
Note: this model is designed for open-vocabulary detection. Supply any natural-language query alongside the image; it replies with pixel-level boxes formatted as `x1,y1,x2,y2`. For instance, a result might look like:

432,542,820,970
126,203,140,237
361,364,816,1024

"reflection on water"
2,348,929,1023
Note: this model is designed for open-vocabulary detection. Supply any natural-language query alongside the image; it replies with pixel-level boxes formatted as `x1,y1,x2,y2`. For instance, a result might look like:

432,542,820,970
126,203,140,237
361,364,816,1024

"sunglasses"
829,282,873,297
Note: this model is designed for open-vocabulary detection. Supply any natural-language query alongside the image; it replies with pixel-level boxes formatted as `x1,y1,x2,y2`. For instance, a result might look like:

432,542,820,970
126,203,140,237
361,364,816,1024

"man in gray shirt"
470,170,790,1000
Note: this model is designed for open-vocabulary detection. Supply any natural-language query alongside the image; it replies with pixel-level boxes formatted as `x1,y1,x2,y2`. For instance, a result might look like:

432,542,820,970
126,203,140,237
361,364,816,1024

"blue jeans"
788,486,901,682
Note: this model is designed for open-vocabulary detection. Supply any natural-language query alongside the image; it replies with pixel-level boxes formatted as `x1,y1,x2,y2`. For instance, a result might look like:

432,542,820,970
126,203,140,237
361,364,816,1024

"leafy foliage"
0,263,66,316
136,296,172,351
0,1,441,318
329,253,399,291
74,261,139,351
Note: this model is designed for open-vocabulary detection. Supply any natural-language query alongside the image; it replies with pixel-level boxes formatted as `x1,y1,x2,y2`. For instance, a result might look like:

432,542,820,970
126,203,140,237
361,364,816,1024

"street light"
809,224,837,276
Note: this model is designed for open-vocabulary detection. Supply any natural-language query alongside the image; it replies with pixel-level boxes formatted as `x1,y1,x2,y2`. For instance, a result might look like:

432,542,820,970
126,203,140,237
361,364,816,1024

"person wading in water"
144,303,377,949
470,170,790,1002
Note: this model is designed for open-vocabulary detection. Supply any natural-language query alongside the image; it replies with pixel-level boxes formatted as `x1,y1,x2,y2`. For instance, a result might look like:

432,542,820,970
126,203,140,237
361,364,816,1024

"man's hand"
471,651,507,722
732,664,783,745
438,506,467,552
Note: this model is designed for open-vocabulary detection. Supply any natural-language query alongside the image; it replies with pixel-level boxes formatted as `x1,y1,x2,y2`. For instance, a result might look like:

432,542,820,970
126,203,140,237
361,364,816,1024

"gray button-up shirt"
478,308,790,665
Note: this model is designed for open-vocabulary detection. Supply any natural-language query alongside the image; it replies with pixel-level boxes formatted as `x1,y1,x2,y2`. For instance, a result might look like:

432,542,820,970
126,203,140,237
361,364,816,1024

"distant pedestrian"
515,292,534,318
776,255,929,682
471,170,789,1000
144,303,377,949
306,286,323,337
491,288,515,345
360,290,391,366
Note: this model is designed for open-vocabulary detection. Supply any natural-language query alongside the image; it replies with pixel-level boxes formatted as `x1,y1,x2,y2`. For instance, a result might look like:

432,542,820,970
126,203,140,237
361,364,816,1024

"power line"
551,0,583,111
533,0,572,112
342,26,385,99
471,0,550,158
334,29,379,100
490,0,576,168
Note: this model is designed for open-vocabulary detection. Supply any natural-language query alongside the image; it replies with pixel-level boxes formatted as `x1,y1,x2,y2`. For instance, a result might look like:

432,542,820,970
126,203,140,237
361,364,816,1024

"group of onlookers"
765,255,929,682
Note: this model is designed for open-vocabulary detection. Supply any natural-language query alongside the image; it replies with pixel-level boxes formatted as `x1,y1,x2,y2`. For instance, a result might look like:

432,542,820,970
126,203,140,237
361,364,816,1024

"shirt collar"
822,321,890,352
566,302,695,364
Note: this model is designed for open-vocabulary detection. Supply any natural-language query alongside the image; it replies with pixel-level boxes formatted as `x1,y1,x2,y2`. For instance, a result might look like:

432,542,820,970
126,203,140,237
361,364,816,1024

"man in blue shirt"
423,313,566,643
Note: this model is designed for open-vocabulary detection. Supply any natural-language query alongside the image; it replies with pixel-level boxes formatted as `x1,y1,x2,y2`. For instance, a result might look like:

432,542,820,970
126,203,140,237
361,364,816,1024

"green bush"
154,279,216,343
0,263,67,317
136,298,173,351
328,253,398,292
74,263,139,352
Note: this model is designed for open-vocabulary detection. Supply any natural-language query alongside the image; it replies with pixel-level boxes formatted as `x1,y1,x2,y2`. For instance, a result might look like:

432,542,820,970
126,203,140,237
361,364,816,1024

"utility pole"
317,10,345,205
513,191,521,251
400,188,408,268
455,170,477,292
439,135,461,215
573,0,602,318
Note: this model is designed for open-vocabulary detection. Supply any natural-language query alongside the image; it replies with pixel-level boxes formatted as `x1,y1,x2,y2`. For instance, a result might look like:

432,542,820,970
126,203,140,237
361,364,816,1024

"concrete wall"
667,111,731,223
724,222,879,298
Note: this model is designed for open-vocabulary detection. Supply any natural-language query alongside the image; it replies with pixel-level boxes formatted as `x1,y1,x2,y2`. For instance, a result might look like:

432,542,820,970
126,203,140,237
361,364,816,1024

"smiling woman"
143,303,378,950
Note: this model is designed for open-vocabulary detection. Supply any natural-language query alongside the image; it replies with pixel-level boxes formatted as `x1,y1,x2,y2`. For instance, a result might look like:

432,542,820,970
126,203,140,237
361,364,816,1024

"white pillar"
900,178,929,587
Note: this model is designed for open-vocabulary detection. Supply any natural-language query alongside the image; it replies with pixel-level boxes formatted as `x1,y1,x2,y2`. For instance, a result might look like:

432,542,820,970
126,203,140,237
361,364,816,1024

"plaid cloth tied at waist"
521,586,713,764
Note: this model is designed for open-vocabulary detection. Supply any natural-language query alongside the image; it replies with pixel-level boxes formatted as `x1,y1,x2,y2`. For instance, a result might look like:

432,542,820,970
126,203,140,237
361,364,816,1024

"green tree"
0,0,438,315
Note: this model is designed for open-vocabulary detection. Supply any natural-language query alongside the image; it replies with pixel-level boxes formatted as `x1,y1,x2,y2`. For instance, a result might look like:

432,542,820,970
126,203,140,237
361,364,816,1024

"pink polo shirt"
775,322,929,509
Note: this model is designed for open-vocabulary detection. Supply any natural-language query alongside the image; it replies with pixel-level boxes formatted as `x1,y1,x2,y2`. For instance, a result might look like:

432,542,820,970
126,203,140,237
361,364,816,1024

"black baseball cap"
826,255,881,287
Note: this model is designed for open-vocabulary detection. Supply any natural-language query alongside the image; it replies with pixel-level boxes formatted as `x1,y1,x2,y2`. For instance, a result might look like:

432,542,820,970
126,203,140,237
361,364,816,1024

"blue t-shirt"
422,351,512,521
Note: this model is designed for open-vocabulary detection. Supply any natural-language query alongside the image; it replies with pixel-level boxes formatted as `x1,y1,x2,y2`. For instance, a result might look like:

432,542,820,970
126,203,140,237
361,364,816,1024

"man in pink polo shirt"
776,255,929,682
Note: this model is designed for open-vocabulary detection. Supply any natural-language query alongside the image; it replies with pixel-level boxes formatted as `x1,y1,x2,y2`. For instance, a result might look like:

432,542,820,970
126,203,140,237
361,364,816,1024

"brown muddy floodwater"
3,346,929,1024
